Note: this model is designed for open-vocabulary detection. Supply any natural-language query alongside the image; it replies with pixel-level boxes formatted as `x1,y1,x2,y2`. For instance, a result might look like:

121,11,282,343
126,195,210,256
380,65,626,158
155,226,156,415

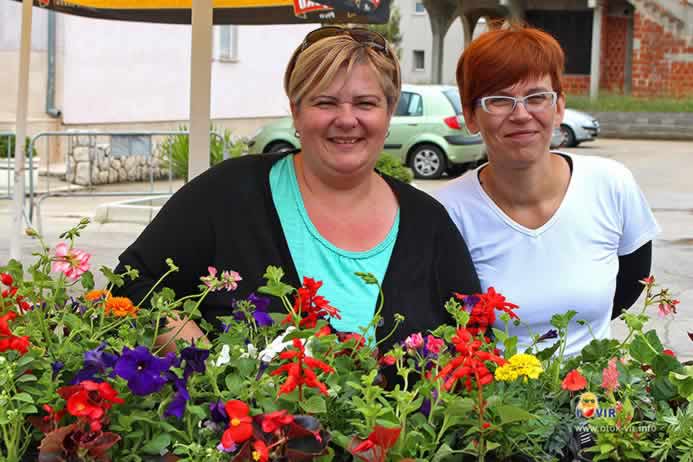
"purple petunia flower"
419,389,438,417
209,400,228,424
114,346,175,396
71,343,119,384
538,329,559,342
164,378,190,419
181,345,210,378
52,361,64,378
248,293,270,312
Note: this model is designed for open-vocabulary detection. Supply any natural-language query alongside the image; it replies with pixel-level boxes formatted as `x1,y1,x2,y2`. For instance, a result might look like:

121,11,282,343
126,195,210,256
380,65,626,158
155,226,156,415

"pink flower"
601,357,620,392
404,333,424,351
657,300,679,318
200,267,242,292
51,242,90,281
425,335,445,355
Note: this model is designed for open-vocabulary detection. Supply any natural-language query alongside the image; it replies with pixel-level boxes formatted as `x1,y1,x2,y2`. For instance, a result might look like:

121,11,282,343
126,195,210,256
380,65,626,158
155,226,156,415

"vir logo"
576,392,616,419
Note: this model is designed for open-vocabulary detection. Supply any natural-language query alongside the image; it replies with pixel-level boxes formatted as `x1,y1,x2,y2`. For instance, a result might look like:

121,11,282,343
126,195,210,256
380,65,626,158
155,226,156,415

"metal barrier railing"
25,130,229,233
1,131,16,200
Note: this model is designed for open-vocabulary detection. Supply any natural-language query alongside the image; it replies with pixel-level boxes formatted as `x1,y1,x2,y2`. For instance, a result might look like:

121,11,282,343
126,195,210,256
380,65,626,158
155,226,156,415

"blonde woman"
114,26,480,351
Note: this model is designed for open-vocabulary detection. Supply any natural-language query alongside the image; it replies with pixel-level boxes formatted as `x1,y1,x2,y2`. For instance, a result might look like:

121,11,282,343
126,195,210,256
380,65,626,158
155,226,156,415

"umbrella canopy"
18,0,390,24
9,0,391,261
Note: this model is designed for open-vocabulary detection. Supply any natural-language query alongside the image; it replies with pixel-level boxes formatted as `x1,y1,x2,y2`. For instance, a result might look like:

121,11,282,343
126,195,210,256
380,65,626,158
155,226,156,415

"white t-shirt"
434,153,660,356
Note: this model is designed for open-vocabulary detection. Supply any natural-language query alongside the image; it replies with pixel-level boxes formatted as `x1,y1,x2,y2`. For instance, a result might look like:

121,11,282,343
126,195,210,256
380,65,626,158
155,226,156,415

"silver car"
552,108,600,148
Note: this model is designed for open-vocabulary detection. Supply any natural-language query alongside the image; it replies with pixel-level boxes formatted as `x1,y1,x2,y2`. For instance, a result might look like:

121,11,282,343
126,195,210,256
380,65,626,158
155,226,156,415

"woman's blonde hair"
284,32,401,111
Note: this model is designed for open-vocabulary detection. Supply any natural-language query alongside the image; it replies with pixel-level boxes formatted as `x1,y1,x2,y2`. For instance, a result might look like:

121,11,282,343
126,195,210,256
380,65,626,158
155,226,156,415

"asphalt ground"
1,138,691,358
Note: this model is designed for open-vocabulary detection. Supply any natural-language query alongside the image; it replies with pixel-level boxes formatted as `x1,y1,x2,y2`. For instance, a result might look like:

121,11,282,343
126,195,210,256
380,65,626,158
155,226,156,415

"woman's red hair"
457,22,565,111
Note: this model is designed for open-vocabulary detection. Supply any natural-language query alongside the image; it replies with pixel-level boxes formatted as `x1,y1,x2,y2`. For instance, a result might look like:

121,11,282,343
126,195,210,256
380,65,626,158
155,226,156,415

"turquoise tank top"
269,155,399,336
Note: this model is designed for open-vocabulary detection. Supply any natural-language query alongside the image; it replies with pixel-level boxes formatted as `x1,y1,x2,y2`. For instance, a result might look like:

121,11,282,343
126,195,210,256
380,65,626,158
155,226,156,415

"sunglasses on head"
298,26,390,55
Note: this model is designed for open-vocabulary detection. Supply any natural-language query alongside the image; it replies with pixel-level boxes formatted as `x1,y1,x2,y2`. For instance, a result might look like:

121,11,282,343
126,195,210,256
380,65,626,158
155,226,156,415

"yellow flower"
494,353,543,382
104,296,139,318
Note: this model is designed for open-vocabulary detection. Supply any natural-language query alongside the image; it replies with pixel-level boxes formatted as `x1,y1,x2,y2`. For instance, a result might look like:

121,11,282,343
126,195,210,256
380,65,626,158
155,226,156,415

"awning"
17,0,390,24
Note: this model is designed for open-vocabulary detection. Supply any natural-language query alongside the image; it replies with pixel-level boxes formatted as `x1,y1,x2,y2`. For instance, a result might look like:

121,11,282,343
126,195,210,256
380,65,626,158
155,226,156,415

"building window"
414,2,425,14
215,25,239,62
525,10,591,74
413,50,425,71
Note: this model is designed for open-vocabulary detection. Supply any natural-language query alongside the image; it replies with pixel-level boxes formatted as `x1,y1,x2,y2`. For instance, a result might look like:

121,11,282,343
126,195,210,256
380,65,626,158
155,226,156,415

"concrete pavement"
1,138,691,359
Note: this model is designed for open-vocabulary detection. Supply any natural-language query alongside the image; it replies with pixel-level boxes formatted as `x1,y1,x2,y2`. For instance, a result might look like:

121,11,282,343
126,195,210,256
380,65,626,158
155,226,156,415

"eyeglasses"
476,91,558,115
298,26,390,55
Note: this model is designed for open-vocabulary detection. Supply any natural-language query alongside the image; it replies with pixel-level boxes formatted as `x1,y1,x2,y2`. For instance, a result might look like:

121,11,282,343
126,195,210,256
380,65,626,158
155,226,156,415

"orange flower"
85,289,111,302
104,296,138,318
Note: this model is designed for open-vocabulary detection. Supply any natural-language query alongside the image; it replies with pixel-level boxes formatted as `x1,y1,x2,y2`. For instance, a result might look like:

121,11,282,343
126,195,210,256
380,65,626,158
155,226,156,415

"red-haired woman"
434,23,659,356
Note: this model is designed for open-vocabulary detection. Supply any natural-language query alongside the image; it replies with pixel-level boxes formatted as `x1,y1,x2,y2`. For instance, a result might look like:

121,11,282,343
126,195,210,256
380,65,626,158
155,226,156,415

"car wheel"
409,144,446,179
559,125,577,148
265,141,295,154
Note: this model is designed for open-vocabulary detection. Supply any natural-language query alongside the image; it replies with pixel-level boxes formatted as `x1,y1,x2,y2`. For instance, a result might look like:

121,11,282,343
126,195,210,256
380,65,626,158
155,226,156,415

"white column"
589,0,603,101
188,0,213,180
10,0,34,261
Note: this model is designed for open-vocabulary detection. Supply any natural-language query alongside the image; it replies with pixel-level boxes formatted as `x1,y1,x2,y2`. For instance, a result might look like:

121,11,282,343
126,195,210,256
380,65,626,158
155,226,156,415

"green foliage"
566,93,693,113
0,134,37,159
376,152,413,183
159,125,247,180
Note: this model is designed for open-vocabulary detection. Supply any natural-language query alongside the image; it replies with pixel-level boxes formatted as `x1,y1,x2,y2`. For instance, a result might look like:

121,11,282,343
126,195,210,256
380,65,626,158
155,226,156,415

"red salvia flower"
437,328,505,392
221,400,253,448
0,311,18,336
284,277,341,328
561,369,587,392
349,425,401,462
260,410,294,433
271,338,334,398
454,287,519,335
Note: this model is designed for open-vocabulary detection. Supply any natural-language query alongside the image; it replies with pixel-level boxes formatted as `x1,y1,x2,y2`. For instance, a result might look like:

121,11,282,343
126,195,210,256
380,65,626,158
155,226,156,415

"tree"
367,4,402,57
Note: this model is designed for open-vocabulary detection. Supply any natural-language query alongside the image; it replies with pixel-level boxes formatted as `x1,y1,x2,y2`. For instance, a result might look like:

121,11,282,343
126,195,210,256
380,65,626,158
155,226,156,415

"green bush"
0,134,37,159
376,152,413,183
159,125,247,180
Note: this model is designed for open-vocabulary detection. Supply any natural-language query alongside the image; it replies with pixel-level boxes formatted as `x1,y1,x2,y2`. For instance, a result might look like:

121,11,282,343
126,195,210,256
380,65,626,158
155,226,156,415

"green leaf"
629,330,663,364
651,353,682,378
258,266,295,298
651,376,677,401
446,397,474,416
669,365,693,400
431,444,455,462
63,313,84,332
100,266,125,288
299,395,327,414
550,310,577,330
497,404,533,425
16,374,37,383
80,270,95,290
535,340,561,361
13,392,34,404
141,433,171,455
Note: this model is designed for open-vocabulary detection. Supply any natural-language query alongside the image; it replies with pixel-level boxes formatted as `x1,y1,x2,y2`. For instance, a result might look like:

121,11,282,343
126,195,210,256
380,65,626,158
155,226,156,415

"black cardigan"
113,154,481,353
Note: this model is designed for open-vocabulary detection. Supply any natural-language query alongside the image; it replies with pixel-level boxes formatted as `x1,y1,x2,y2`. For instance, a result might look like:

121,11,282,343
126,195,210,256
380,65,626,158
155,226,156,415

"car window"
396,91,423,117
442,89,463,115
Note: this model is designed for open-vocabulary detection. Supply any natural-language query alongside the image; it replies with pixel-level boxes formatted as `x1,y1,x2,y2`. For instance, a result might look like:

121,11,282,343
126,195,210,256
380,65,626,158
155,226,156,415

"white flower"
257,327,314,362
215,344,231,367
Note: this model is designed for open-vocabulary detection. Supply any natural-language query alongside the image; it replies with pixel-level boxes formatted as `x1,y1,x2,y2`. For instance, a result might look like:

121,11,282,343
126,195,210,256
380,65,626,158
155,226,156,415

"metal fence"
1,131,17,200
0,130,230,233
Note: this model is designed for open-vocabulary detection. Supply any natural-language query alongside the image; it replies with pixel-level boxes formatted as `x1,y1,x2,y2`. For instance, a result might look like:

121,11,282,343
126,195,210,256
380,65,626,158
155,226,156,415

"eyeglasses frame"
476,91,558,115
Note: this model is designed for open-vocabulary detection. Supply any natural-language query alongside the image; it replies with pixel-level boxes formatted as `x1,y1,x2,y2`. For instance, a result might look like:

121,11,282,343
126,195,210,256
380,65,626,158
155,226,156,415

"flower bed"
0,219,691,462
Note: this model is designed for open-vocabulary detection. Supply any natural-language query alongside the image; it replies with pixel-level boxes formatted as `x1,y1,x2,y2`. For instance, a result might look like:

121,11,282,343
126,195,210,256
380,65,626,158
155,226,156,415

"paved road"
1,138,691,358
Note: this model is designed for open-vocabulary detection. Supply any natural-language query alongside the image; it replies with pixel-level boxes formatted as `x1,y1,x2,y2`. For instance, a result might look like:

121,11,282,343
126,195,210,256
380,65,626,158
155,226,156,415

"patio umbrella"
9,0,391,260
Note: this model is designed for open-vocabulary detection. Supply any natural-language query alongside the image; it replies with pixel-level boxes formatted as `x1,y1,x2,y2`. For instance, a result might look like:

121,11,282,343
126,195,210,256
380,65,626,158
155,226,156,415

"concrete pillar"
624,10,634,95
423,0,458,84
589,0,604,100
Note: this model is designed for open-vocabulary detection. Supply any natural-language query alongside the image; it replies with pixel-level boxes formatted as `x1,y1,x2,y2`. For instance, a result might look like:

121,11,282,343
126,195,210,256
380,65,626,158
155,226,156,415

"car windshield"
442,89,462,115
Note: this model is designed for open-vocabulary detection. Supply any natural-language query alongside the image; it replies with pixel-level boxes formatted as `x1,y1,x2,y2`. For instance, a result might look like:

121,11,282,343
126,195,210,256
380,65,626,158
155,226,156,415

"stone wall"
65,136,169,186
594,111,693,139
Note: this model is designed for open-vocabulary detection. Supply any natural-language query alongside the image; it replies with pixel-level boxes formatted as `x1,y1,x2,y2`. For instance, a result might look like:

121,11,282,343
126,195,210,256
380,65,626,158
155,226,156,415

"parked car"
248,84,486,179
552,108,600,148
